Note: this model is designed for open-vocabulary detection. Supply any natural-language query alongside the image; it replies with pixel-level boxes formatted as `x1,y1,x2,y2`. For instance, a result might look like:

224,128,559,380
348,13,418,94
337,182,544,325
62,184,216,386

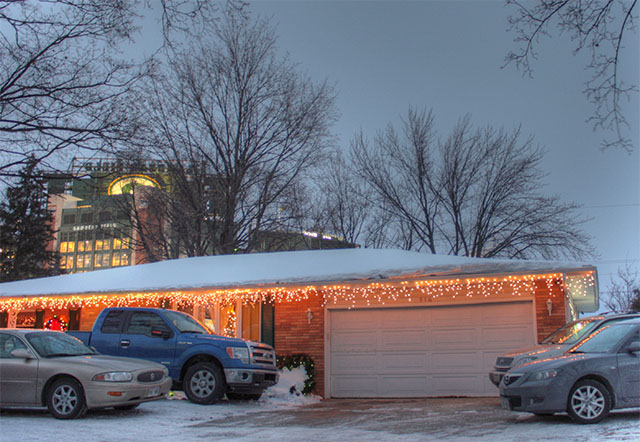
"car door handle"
120,339,130,348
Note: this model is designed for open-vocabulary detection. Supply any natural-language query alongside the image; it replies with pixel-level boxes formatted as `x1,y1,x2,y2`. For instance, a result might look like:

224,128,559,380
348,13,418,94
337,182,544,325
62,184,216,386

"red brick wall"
534,277,567,343
274,296,326,397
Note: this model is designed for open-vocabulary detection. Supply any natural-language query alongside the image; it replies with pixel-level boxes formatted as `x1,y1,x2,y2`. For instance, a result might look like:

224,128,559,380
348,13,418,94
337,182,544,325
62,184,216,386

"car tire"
227,392,262,401
46,377,87,420
113,403,140,411
184,362,226,405
567,379,611,424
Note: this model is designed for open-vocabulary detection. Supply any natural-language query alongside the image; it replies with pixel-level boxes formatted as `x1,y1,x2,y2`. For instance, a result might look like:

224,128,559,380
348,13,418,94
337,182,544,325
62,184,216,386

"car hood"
511,352,604,373
185,333,272,349
503,343,568,359
53,354,164,371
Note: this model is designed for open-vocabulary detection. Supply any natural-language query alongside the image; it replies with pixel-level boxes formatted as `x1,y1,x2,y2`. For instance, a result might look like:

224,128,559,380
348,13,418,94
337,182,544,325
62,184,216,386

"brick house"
0,249,598,398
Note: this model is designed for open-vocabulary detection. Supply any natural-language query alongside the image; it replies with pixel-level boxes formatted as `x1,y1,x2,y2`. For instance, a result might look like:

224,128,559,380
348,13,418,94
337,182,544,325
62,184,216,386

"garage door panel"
430,351,480,372
331,376,378,397
331,331,376,352
379,375,429,396
381,329,428,349
430,374,484,395
331,353,378,374
430,328,477,349
329,301,535,398
482,326,532,346
378,352,427,372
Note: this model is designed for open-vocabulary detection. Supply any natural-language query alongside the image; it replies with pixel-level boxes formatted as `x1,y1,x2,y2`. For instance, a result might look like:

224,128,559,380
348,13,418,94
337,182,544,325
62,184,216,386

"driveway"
1,397,639,441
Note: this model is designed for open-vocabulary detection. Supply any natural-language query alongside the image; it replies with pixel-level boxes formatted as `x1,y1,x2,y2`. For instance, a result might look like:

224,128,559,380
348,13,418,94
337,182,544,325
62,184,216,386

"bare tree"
504,0,638,151
0,0,146,182
604,263,640,311
349,108,594,260
126,6,336,256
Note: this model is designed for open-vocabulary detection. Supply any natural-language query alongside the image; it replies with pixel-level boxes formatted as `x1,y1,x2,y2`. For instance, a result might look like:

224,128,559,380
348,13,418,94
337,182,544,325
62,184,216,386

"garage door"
328,301,534,398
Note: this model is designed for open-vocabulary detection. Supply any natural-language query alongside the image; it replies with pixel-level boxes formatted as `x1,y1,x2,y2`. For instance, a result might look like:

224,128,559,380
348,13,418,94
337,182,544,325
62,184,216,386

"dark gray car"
499,318,640,424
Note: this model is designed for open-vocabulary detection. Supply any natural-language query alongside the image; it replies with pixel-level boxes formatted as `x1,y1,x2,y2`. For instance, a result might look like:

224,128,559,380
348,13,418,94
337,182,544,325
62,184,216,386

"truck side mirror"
151,327,172,339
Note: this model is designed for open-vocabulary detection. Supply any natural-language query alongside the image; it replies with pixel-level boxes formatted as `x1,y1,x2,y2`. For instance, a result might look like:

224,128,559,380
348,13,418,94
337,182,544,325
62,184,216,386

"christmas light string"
0,271,595,312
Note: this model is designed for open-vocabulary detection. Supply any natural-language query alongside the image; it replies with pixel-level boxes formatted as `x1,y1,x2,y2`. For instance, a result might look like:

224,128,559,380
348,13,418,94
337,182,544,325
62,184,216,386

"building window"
242,303,261,342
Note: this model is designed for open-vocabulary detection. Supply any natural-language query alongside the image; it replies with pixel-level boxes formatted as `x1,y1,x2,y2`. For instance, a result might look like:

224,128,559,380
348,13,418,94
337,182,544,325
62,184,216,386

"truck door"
90,309,127,356
118,310,176,367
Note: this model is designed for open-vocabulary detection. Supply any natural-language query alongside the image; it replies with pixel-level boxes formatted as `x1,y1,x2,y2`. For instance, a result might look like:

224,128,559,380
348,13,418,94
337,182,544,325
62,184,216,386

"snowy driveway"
1,397,639,441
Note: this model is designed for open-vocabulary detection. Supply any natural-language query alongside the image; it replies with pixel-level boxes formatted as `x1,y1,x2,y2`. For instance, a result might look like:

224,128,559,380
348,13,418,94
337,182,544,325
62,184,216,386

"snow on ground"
1,368,638,442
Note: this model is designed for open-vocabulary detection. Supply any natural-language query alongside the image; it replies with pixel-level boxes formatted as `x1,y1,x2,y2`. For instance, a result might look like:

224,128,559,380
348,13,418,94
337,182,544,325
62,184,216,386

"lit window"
102,254,110,267
60,242,68,253
120,253,130,266
112,254,121,267
67,242,75,253
103,239,111,250
94,254,102,268
84,254,91,267
76,255,84,269
113,238,122,250
66,256,74,269
95,240,103,251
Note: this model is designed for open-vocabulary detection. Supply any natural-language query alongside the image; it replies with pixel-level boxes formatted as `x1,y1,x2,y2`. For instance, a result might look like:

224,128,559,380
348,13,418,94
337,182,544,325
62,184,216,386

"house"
0,248,598,398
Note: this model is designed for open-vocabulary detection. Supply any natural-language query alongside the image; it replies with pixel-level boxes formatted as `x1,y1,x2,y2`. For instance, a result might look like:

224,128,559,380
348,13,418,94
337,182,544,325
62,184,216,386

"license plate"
500,396,511,410
146,386,160,397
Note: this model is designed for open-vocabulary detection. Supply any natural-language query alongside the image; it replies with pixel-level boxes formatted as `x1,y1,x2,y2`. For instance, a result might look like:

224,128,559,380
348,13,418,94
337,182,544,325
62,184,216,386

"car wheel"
567,379,611,424
184,362,226,404
113,403,140,411
46,378,87,420
227,392,262,401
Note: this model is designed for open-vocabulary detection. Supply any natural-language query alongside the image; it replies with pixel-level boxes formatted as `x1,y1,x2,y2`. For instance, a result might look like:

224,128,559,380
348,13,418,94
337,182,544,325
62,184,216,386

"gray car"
0,330,172,419
489,312,640,386
499,318,640,424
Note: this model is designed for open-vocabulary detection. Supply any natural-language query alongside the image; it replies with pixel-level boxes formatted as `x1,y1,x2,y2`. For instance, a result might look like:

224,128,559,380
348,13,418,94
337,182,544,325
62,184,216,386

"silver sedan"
0,329,172,419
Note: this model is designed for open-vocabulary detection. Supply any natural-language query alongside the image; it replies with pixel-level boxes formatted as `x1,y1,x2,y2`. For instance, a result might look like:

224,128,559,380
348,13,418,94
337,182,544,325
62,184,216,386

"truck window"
125,311,169,336
101,310,125,334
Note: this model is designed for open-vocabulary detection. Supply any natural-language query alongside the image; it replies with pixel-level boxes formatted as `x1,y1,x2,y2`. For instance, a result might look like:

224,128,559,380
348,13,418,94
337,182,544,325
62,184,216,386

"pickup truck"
68,307,278,404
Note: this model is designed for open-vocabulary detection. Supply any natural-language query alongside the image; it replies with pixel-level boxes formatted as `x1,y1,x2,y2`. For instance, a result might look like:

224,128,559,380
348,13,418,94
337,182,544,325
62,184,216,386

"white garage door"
328,301,535,398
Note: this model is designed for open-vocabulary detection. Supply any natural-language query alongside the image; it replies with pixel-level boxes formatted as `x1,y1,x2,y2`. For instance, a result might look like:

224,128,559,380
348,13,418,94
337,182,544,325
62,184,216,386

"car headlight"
92,371,133,382
226,346,249,364
528,369,558,382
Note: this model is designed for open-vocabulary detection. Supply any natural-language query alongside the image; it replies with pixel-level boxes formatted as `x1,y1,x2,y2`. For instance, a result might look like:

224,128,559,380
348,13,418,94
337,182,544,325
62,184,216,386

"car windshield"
541,318,599,345
163,310,212,334
570,323,637,354
26,332,96,358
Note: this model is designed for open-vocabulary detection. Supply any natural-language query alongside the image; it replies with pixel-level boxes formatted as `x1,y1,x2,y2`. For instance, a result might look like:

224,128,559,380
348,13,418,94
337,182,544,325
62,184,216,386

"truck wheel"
184,362,225,404
567,379,611,424
227,392,262,401
46,377,87,419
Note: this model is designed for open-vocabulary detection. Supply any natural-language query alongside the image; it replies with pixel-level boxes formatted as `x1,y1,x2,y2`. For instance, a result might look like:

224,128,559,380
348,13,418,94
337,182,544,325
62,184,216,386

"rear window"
101,310,125,333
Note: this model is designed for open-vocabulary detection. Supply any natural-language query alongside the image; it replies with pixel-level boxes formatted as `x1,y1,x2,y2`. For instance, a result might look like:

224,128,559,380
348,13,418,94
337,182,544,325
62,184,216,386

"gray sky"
136,1,639,300
247,1,640,294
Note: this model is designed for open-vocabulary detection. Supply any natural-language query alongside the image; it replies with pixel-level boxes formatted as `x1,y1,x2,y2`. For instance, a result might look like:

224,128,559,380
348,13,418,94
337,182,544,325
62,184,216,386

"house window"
242,304,261,342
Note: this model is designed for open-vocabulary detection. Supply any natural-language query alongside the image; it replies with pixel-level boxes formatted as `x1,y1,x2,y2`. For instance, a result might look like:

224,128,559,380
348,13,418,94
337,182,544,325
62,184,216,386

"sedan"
499,318,640,424
0,329,172,419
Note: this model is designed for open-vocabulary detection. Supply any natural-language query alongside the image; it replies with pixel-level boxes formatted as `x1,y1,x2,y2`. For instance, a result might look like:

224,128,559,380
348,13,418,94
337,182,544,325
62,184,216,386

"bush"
276,353,315,394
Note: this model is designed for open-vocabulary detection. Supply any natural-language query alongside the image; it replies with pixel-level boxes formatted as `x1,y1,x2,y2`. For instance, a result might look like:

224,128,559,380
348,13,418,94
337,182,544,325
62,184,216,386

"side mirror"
627,341,640,353
150,327,172,339
11,348,35,359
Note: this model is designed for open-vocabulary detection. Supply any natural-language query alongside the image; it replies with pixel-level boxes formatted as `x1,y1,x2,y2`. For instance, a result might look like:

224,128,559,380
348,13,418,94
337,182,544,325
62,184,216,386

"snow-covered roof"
0,248,595,298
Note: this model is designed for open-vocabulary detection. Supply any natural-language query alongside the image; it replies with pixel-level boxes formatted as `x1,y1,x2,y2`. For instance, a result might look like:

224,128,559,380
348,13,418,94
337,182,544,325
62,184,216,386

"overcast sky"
134,1,640,299
245,1,640,293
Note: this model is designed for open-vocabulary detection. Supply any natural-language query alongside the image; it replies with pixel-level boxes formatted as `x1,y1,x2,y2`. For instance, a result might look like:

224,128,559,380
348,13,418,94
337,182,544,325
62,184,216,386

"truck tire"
226,392,262,401
46,377,87,419
184,362,226,404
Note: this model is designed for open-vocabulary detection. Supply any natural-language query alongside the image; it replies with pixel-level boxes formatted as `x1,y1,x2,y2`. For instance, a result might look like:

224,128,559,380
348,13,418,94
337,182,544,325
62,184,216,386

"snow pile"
262,365,321,406
165,366,321,406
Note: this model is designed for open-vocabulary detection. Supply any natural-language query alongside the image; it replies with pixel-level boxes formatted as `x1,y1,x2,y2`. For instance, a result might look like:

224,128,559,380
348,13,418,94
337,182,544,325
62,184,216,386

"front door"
0,333,38,405
617,330,640,404
118,311,176,367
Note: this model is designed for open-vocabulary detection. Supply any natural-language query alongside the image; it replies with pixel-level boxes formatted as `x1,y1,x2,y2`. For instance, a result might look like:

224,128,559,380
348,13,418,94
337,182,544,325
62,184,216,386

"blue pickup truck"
68,307,278,404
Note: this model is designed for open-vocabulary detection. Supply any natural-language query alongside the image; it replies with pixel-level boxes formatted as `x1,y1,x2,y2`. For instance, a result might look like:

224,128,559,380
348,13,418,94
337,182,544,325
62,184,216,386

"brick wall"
533,277,567,342
274,296,326,397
